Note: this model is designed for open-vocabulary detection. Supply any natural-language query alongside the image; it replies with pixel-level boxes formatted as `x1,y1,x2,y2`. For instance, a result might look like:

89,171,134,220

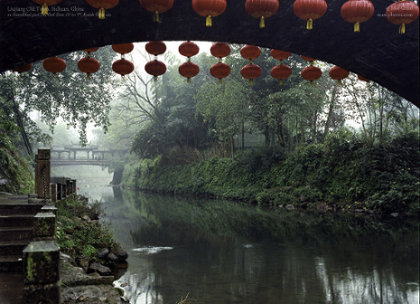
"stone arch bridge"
0,0,418,105
50,146,128,166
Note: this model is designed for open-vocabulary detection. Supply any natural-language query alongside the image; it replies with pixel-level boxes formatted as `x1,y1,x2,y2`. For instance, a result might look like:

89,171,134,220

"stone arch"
0,0,418,105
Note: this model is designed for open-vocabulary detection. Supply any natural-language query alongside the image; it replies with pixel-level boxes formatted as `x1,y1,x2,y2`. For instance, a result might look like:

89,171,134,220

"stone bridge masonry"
0,0,418,105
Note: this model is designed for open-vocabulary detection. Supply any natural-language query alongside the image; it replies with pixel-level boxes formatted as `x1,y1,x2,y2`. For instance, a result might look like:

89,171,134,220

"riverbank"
121,133,419,218
56,195,129,303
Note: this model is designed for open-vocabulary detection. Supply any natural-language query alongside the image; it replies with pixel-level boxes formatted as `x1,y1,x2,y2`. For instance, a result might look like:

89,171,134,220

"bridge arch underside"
0,0,418,105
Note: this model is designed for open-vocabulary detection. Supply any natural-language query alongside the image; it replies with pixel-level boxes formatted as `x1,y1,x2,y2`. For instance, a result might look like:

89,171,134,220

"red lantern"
192,0,227,27
301,55,315,64
145,41,167,56
43,57,66,75
85,0,119,19
240,45,261,62
179,62,200,83
301,65,322,85
329,66,349,84
340,0,374,32
210,62,231,84
32,0,61,16
179,41,200,58
245,0,279,28
145,60,166,80
210,42,231,60
271,64,292,85
240,64,262,85
357,74,370,82
78,57,100,79
386,1,419,34
113,59,134,78
112,43,134,58
13,64,32,74
139,0,174,22
271,50,291,63
293,0,327,30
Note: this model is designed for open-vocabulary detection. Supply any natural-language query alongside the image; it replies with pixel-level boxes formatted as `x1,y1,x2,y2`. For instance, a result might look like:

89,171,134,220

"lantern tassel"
338,80,342,86
153,10,160,23
187,78,191,84
206,16,212,27
259,16,265,29
87,74,91,81
306,18,313,30
310,81,313,86
249,79,254,86
354,22,360,32
218,58,222,63
279,80,283,85
219,79,223,84
41,3,48,16
399,23,405,34
154,76,158,82
98,8,105,20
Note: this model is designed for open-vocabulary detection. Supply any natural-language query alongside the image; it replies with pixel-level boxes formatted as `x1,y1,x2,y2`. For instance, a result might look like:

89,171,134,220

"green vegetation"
56,196,115,262
122,131,419,216
0,107,33,193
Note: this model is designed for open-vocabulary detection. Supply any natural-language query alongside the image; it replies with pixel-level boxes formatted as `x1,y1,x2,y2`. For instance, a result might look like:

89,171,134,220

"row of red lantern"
13,42,370,85
30,0,419,34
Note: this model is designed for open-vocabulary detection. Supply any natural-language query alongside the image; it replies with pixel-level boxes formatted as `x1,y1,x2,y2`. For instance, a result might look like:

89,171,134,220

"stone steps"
0,255,22,272
0,215,35,227
0,241,28,256
0,199,43,273
0,203,44,216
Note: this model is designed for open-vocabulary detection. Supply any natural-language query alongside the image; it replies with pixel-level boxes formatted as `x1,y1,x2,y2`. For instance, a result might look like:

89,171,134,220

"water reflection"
100,190,419,304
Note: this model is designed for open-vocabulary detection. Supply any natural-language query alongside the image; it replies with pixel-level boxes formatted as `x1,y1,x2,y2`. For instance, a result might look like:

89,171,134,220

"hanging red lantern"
210,42,231,61
340,0,374,32
145,41,167,56
329,66,349,84
78,57,100,79
13,64,32,74
240,64,262,85
179,62,200,83
271,50,291,63
112,43,134,58
210,62,231,84
301,55,315,65
145,60,166,80
386,1,419,34
271,64,292,85
32,0,61,16
357,74,370,82
179,41,200,58
245,0,279,28
240,45,261,62
293,0,327,30
139,0,174,22
43,57,66,75
113,59,134,78
85,0,119,19
301,65,322,85
192,0,227,27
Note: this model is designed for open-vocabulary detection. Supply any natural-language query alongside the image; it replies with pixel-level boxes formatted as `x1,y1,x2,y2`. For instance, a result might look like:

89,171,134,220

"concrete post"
35,150,50,200
50,184,57,203
23,240,60,304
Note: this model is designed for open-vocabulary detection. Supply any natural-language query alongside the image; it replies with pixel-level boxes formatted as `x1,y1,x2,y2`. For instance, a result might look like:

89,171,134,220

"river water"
72,170,418,304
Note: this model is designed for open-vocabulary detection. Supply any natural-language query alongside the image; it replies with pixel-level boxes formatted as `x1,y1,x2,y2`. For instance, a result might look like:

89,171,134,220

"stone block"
33,212,56,239
40,205,58,216
23,240,60,285
37,149,51,160
23,283,60,304
50,183,57,202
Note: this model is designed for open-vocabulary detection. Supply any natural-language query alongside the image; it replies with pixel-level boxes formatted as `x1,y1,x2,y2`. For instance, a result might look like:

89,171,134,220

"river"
66,168,419,304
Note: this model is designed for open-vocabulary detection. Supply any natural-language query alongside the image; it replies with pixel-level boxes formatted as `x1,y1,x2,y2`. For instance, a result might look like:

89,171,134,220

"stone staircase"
0,197,44,272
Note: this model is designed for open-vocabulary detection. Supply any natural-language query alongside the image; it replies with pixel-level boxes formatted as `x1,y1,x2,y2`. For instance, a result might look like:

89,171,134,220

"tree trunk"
12,101,32,156
264,126,271,147
241,118,245,150
323,86,337,141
